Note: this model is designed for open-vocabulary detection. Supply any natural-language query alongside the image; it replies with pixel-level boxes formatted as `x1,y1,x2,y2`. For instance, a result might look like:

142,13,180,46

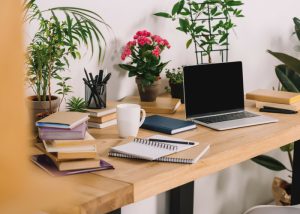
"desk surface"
90,100,300,203
34,100,300,213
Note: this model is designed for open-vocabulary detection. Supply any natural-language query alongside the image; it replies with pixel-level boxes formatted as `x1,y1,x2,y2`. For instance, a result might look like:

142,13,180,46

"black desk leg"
170,181,194,214
107,208,121,214
292,140,300,205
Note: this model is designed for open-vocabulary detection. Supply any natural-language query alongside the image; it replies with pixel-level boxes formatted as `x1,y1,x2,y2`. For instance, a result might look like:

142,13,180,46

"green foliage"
253,17,300,174
251,155,288,171
154,0,244,63
25,0,109,108
165,67,183,84
66,97,87,112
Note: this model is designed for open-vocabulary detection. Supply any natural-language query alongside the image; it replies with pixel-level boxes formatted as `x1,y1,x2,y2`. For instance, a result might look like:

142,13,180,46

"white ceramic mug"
117,104,146,138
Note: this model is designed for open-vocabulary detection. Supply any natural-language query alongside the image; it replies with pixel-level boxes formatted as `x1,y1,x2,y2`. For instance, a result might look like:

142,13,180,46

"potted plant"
154,0,243,63
25,0,109,118
165,67,184,103
252,17,300,206
119,30,171,102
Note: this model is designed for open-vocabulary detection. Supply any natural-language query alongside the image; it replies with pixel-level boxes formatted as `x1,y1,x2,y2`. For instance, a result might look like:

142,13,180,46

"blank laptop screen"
183,61,244,118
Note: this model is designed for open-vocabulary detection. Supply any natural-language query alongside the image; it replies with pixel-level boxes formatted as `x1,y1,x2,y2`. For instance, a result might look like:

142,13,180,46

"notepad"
109,135,210,163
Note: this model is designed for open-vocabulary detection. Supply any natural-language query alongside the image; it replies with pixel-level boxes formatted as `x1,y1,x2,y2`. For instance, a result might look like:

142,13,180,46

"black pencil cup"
85,84,107,109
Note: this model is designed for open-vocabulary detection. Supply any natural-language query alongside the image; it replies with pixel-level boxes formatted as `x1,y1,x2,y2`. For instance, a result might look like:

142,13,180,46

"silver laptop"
183,61,278,131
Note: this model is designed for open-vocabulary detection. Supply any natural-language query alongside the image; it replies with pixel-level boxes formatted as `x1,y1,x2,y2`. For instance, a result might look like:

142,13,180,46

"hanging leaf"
251,155,287,171
154,12,172,18
186,38,193,49
280,143,294,152
268,50,300,75
172,0,185,15
275,64,300,92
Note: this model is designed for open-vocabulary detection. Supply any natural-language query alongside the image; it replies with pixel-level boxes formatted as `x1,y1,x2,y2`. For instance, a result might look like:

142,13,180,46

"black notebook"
141,115,197,134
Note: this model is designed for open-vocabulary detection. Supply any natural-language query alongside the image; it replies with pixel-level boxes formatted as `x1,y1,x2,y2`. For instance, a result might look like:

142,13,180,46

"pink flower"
152,46,160,58
121,46,132,60
137,36,151,46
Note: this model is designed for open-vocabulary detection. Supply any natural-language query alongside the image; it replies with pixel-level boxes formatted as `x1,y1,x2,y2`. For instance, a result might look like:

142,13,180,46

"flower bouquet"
119,30,170,101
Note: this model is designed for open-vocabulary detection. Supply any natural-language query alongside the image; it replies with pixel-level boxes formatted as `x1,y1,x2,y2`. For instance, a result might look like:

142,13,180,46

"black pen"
149,138,195,145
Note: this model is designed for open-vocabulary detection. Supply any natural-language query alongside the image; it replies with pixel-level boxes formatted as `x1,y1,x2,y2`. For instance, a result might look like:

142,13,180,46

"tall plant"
154,0,243,63
252,17,300,174
24,0,110,111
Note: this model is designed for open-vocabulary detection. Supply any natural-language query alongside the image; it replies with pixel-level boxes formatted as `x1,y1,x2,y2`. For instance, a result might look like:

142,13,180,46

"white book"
109,135,208,162
88,119,117,129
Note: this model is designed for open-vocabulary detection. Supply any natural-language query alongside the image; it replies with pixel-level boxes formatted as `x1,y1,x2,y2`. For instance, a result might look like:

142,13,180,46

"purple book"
31,154,114,176
38,122,87,140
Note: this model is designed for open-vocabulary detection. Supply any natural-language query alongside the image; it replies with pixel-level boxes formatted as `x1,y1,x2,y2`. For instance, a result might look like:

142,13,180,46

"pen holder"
85,84,107,109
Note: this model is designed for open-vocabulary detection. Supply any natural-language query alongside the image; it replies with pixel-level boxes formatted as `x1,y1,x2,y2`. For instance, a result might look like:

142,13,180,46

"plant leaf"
186,38,193,49
172,0,185,15
275,64,300,92
280,143,294,152
251,155,287,171
153,12,172,18
268,50,300,75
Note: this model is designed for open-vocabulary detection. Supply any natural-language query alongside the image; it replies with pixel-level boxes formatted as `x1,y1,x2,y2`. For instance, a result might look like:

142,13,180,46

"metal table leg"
170,181,194,214
292,140,300,205
107,208,121,214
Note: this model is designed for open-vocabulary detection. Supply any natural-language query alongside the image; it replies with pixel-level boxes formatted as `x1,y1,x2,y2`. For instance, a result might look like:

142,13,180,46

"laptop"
183,61,278,131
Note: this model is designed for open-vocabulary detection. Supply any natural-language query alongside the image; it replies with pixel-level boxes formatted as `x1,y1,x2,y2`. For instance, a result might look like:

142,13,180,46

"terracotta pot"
169,81,184,103
272,177,291,206
136,77,161,102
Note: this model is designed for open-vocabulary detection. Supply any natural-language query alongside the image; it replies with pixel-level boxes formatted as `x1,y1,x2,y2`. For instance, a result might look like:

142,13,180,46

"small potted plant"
165,67,184,103
119,30,171,102
25,0,109,118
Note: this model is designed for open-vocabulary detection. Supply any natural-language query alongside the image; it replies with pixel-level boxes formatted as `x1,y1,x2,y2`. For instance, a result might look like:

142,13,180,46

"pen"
260,107,297,114
149,138,195,145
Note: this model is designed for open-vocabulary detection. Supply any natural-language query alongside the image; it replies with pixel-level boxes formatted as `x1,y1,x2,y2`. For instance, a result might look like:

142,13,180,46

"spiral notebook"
109,135,210,163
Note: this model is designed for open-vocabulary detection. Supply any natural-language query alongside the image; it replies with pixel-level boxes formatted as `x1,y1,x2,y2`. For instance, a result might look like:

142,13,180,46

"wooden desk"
88,100,300,213
34,101,300,213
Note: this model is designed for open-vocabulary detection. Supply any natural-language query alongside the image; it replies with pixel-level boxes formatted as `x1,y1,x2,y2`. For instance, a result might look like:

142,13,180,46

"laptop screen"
183,61,245,118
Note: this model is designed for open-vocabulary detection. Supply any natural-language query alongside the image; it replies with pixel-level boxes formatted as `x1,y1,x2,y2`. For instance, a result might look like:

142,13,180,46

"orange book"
246,89,300,104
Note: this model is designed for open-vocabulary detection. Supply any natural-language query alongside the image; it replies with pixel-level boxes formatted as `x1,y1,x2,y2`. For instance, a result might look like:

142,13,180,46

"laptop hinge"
188,109,245,120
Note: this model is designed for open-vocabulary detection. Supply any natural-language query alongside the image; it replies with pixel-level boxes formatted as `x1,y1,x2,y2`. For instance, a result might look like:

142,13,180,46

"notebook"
31,154,114,176
42,139,97,153
88,119,117,129
86,106,116,117
141,115,197,134
246,89,300,104
109,135,210,163
36,112,89,129
256,100,300,111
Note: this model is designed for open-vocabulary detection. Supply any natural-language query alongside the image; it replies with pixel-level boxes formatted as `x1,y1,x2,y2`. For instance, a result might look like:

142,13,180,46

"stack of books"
246,89,300,113
33,112,113,176
86,106,117,128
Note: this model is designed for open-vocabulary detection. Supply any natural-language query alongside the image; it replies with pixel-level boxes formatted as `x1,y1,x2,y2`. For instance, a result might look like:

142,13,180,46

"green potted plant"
154,0,243,63
252,17,300,206
25,0,109,117
66,97,87,112
165,67,184,103
119,30,170,102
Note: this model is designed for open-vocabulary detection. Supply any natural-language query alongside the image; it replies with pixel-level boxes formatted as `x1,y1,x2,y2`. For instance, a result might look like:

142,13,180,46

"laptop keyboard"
194,111,258,124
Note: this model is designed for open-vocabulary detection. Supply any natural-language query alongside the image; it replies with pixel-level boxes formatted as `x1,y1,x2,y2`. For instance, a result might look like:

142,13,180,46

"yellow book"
246,89,300,104
35,143,98,161
89,113,117,123
122,96,181,114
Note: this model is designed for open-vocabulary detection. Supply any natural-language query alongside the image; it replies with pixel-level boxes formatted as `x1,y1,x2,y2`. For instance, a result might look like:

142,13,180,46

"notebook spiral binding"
133,138,178,151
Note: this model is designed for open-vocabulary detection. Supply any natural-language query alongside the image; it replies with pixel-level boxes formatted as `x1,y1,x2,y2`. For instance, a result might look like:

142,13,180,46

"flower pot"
169,82,184,103
136,77,161,102
27,95,60,120
272,177,291,206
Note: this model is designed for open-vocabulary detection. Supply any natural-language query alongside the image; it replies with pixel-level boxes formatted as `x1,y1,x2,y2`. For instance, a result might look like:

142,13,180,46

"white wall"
27,0,299,213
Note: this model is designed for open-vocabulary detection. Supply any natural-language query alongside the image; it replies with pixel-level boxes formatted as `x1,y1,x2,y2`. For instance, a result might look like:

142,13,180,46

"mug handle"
139,108,146,127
